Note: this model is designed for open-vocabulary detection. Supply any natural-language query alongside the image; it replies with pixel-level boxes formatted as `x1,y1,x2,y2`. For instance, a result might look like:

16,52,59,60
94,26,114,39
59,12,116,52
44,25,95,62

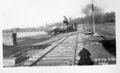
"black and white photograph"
0,0,117,69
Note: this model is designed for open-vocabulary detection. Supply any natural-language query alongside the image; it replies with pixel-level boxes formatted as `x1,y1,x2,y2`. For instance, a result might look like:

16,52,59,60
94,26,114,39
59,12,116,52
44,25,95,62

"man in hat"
78,48,94,65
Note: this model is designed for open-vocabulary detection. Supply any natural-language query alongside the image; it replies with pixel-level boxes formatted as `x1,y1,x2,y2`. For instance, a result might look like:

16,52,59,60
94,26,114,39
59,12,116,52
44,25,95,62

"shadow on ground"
100,39,116,56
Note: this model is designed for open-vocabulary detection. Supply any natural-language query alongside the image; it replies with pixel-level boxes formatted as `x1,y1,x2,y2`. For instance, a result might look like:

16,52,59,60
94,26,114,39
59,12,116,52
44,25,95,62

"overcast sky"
0,0,116,29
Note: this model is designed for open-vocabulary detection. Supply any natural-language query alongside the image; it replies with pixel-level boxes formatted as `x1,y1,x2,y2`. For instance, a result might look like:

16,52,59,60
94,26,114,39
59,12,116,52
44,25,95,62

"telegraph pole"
91,0,97,36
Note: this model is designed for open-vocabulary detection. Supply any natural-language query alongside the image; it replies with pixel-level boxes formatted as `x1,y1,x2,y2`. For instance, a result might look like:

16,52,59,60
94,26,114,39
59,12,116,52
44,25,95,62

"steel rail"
73,26,79,65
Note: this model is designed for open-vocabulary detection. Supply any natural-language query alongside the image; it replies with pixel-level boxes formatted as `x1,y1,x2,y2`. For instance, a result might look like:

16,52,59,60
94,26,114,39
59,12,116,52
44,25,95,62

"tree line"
71,4,115,24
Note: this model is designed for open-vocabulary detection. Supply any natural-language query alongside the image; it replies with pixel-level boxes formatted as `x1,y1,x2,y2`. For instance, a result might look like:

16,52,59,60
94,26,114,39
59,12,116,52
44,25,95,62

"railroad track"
27,25,84,66
29,33,79,66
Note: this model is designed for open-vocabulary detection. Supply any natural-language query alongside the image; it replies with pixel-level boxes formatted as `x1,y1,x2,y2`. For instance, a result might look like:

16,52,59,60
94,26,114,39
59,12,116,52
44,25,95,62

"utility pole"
91,0,97,36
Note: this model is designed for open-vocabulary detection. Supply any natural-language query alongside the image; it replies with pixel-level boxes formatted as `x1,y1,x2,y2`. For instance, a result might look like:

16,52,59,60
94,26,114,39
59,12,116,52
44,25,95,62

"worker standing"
63,16,69,26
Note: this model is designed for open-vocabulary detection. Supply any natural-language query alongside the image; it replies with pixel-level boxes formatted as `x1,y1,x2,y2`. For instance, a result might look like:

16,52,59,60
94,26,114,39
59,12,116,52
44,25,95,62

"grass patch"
3,35,51,57
3,44,50,57
83,23,116,56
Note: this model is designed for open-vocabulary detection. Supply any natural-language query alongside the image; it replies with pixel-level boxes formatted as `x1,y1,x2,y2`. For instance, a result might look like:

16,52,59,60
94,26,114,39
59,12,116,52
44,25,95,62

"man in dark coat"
78,48,94,65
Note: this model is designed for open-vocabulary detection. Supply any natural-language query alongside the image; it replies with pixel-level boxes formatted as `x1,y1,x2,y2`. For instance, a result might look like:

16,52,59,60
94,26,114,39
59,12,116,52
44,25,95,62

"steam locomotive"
51,22,77,35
